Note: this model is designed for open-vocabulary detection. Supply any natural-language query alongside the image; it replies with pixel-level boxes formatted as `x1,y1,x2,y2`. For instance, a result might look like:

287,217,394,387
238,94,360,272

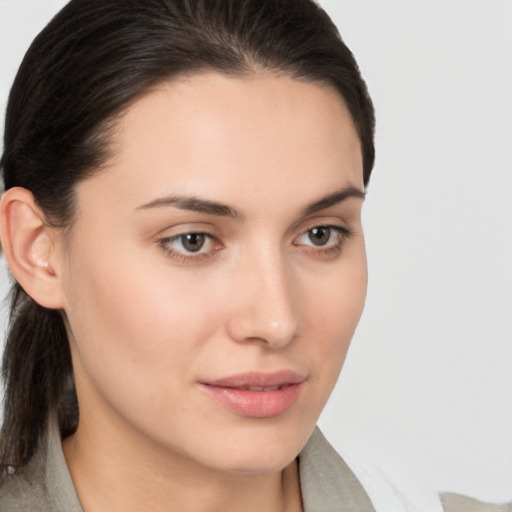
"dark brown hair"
0,0,375,468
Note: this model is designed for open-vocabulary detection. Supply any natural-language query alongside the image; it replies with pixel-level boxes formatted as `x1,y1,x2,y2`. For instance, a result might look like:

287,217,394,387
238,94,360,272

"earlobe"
0,187,65,309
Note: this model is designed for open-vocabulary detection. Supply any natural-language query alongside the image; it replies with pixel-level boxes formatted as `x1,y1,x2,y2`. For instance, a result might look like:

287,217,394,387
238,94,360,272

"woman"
0,0,433,510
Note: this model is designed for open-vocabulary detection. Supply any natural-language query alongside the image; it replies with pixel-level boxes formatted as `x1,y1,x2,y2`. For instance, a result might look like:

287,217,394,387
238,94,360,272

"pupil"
309,227,330,246
182,234,205,252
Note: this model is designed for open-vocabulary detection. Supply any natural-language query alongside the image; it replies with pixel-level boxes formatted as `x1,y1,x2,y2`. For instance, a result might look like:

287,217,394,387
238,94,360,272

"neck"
62,413,303,512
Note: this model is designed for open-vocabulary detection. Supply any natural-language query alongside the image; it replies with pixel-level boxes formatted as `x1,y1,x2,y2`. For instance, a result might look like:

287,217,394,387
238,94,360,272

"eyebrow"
302,185,366,216
137,195,241,218
136,185,365,218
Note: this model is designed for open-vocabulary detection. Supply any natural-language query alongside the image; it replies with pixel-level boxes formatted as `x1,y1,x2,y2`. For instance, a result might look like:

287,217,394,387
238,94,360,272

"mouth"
200,371,306,418
232,385,283,391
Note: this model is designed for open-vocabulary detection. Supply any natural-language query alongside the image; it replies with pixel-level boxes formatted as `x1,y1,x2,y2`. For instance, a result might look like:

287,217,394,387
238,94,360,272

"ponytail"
0,283,77,468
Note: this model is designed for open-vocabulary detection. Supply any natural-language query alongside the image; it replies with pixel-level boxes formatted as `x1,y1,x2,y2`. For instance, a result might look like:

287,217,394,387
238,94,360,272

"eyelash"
159,225,351,263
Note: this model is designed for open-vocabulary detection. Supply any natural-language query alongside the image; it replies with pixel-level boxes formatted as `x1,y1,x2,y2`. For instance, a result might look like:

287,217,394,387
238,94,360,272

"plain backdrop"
1,0,511,504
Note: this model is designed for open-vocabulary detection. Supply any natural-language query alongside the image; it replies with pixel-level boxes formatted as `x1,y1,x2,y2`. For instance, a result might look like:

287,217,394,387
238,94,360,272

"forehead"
77,72,364,215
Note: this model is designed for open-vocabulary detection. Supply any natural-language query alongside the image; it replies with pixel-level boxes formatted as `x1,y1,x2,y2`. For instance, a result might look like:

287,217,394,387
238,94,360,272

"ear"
0,187,65,309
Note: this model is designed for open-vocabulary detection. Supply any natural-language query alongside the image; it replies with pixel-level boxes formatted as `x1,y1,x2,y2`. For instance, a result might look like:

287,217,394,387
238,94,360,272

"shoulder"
440,493,512,512
0,453,53,511
0,417,84,512
0,416,77,512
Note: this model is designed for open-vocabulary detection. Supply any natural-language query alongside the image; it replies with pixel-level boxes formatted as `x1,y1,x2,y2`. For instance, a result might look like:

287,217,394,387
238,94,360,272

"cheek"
62,235,225,392
301,247,367,379
305,242,367,322
62,245,233,441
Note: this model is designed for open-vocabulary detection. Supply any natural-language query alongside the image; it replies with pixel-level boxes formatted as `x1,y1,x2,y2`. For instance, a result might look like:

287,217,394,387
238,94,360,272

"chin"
186,417,314,475
213,446,299,475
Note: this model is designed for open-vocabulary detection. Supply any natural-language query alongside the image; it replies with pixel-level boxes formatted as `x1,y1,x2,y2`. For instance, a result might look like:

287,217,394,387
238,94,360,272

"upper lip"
203,370,306,389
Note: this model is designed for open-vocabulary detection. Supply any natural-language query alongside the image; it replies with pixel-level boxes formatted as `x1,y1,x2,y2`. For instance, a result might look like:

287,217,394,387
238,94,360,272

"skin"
6,72,367,511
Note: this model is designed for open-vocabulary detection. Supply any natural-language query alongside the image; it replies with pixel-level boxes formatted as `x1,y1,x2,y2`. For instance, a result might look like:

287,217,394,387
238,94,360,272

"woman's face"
60,72,367,474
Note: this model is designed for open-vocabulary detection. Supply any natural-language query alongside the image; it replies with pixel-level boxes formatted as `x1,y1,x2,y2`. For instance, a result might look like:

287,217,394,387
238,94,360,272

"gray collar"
45,416,83,512
299,427,376,512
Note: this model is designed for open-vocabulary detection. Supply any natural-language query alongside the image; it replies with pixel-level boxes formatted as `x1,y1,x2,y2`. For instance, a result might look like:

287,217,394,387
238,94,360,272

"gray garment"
0,419,375,511
299,428,375,512
441,493,512,512
0,417,82,512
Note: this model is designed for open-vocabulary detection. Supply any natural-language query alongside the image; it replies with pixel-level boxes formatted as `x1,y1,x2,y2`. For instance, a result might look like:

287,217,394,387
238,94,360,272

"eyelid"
153,220,219,238
293,210,350,229
294,215,352,238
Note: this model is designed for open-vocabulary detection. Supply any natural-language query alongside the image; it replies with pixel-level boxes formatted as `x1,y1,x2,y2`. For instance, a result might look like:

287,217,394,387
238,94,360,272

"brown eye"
308,227,331,246
180,233,206,252
294,225,350,256
160,231,222,263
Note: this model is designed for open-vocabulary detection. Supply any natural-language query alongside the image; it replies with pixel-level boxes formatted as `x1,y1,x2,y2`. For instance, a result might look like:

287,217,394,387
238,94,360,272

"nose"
226,251,299,349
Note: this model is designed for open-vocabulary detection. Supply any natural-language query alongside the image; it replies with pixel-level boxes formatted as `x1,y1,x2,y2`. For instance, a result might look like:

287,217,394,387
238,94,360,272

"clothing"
440,493,512,512
299,428,376,511
0,418,82,511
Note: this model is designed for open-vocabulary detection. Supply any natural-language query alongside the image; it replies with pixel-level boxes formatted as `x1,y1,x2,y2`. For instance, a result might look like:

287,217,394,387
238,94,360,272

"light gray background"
1,0,511,503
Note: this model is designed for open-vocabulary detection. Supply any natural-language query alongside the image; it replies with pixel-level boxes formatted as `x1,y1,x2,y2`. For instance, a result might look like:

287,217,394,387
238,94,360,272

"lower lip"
200,383,303,418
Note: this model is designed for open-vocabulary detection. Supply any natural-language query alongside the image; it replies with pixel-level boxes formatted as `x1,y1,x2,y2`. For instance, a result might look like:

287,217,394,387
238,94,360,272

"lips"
200,371,306,418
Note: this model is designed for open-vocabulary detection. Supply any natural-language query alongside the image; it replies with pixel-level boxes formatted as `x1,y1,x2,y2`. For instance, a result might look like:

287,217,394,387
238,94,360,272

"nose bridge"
228,243,299,348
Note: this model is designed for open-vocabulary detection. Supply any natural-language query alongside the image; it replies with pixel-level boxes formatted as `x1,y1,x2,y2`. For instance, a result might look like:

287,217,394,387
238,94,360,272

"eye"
293,225,350,255
306,226,333,246
177,233,207,253
160,232,220,262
